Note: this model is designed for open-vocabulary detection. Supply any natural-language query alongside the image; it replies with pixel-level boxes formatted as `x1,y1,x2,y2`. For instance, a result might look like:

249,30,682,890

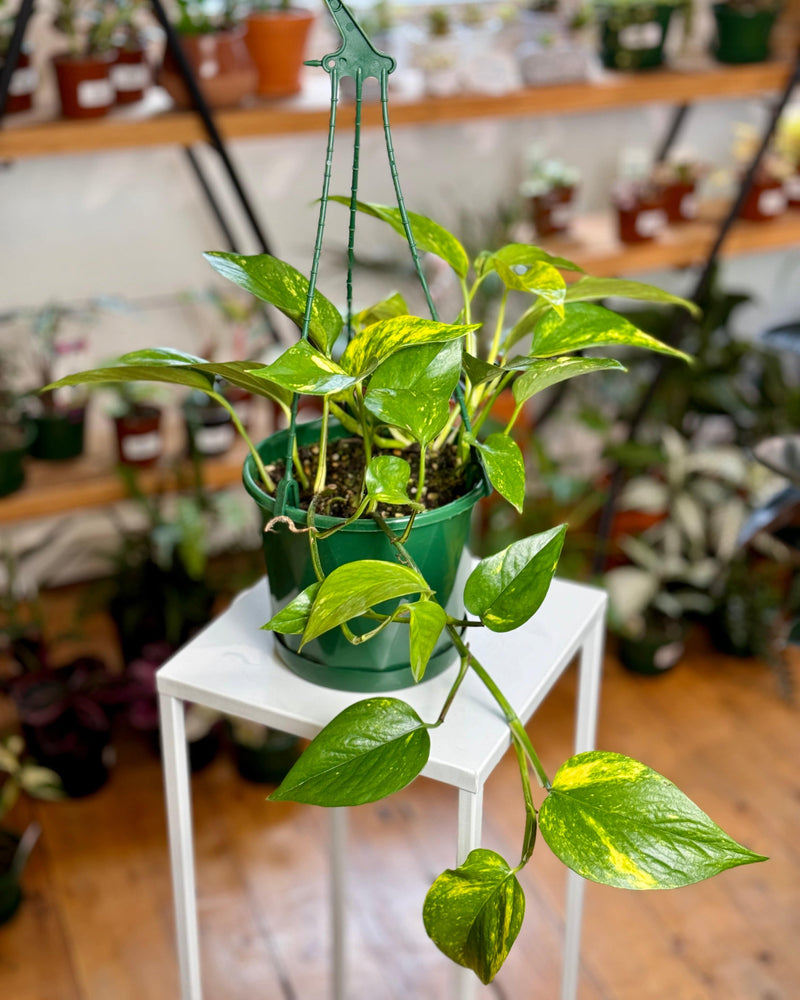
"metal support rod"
654,103,690,164
592,54,800,576
183,146,238,251
149,0,273,256
0,0,35,122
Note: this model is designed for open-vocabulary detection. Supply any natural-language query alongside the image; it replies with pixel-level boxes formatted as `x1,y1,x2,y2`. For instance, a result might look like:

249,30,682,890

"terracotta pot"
112,46,150,104
52,51,115,119
114,405,164,467
739,175,786,222
615,189,667,244
245,8,314,98
159,27,257,110
530,185,576,237
662,180,698,224
2,49,38,114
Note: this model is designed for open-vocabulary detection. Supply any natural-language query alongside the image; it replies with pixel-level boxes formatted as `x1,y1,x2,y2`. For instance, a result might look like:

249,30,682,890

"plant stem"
210,391,275,492
329,401,400,448
504,402,524,436
429,646,471,727
416,444,427,502
511,731,537,869
292,438,310,491
313,398,330,495
371,512,423,576
486,290,508,367
446,624,551,790
469,372,514,438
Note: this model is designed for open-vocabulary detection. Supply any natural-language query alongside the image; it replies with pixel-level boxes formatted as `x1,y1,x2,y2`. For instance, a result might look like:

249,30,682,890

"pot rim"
242,422,489,533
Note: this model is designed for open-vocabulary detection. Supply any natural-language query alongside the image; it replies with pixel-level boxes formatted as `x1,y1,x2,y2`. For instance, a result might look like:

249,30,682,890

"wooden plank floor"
0,603,797,999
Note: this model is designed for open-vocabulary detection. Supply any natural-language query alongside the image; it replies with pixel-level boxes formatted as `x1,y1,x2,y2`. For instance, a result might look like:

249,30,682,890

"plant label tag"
122,431,162,462
199,59,219,80
635,209,666,238
551,204,573,228
757,188,786,217
679,193,698,219
112,63,149,92
784,175,800,202
195,423,235,454
77,78,113,109
9,66,37,96
618,23,662,50
654,641,684,671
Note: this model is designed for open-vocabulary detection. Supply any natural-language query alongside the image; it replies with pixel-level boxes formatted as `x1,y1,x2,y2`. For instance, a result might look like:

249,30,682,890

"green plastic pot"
712,4,778,64
0,423,35,498
29,407,86,461
617,622,686,675
242,421,488,692
597,3,675,71
232,729,301,784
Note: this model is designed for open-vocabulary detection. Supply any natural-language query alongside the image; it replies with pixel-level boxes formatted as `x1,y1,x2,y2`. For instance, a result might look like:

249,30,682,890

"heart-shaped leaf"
365,456,422,509
476,243,583,275
269,697,430,806
464,525,566,632
463,353,505,387
302,561,430,646
407,600,447,681
512,357,626,407
341,316,476,379
353,292,409,330
532,303,692,362
539,751,767,889
331,197,470,278
253,341,361,396
262,583,321,635
204,251,343,355
470,433,525,512
476,246,567,310
423,848,526,984
564,276,700,317
365,388,450,447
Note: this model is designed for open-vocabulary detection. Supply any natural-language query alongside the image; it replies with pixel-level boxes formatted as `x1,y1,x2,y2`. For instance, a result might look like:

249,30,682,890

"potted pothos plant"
520,155,580,238
159,0,257,109
110,0,151,105
593,0,685,71
47,201,767,981
0,351,34,498
0,3,39,114
0,734,62,926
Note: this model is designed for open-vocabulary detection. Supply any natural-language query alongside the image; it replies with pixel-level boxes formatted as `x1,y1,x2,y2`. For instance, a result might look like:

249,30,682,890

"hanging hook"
308,0,396,82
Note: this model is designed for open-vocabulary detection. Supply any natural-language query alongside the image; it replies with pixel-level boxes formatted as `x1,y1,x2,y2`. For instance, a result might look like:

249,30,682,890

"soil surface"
264,437,469,518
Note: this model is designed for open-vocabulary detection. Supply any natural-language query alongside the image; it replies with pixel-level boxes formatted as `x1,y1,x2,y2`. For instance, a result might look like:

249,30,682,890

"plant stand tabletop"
156,570,607,1000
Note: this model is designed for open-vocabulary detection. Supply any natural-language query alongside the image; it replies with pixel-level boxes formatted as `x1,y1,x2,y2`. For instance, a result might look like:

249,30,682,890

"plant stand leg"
330,807,347,1000
160,694,203,1000
561,609,606,1000
454,787,484,1000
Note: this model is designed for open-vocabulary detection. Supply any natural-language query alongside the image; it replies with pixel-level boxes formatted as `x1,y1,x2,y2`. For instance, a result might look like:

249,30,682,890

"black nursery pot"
29,407,85,461
618,621,686,674
712,4,779,64
22,722,110,798
0,831,22,926
184,395,236,458
232,730,301,784
597,2,675,71
0,422,35,497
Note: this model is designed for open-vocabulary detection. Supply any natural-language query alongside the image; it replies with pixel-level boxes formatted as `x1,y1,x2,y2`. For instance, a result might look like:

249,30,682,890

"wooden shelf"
0,60,792,161
0,407,266,524
538,203,800,276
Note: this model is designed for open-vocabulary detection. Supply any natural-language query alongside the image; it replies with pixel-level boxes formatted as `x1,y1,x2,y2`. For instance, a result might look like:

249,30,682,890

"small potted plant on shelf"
244,0,316,98
520,154,580,237
108,382,165,466
110,0,151,104
159,0,257,109
51,0,120,119
17,304,92,462
711,0,781,65
0,352,34,499
183,383,236,458
776,108,800,207
0,5,39,114
652,158,704,223
613,175,668,243
732,123,789,223
605,427,766,672
593,0,684,72
226,717,300,783
0,734,62,926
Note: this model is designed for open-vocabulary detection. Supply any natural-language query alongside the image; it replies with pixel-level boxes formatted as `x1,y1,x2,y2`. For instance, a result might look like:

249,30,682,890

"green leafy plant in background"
45,207,766,982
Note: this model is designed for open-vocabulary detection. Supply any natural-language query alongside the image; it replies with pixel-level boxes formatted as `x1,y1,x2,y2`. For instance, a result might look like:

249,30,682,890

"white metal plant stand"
157,575,606,1000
